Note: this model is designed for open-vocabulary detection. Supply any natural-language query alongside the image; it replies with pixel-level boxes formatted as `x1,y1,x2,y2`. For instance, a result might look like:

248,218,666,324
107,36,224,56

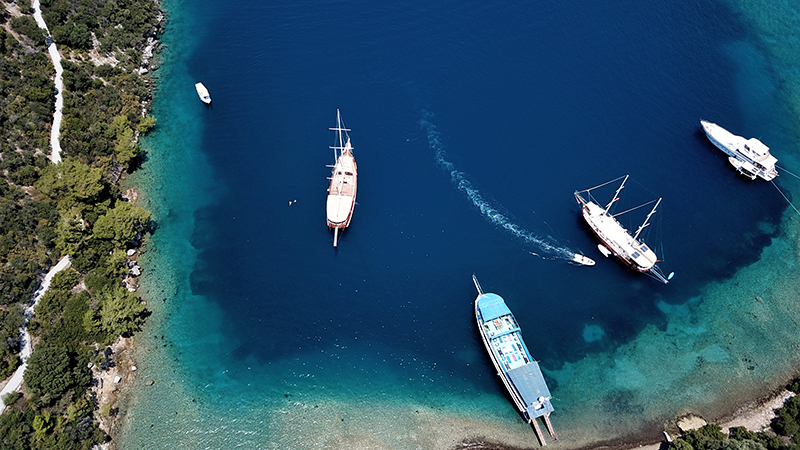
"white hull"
326,151,357,227
326,110,357,247
578,198,657,273
701,120,777,181
571,254,595,266
574,176,669,283
195,82,211,104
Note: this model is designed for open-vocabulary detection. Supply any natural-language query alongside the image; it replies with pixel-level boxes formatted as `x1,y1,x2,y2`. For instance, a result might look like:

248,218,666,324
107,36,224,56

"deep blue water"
188,0,783,367
121,0,800,447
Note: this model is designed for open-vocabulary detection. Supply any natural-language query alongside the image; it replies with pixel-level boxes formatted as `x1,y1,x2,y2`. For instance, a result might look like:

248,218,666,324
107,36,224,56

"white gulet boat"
700,120,777,181
326,110,357,247
574,175,671,284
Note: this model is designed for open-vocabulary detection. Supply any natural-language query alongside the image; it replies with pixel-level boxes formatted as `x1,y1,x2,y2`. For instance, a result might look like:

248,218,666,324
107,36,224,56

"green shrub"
707,440,767,450
773,397,800,436
9,16,45,45
23,347,89,406
670,438,695,450
1,391,22,407
84,286,146,344
682,424,726,450
49,268,80,292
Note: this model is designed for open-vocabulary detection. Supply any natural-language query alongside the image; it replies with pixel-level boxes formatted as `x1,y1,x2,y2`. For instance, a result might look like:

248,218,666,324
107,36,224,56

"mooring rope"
777,164,800,181
770,180,800,216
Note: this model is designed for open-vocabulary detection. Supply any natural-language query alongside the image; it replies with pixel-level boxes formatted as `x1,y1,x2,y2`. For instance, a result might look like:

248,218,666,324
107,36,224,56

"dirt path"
31,0,64,163
0,256,71,412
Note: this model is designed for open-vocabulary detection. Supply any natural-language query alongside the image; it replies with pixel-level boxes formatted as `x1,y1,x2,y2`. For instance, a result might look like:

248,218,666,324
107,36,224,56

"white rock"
131,365,137,371
114,376,122,384
127,249,136,256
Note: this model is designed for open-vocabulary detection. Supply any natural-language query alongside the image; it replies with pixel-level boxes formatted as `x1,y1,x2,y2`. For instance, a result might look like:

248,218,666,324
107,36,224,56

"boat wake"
421,111,579,262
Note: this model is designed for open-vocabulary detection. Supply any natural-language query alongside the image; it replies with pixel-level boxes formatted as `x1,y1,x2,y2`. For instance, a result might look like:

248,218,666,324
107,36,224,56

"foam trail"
420,111,576,261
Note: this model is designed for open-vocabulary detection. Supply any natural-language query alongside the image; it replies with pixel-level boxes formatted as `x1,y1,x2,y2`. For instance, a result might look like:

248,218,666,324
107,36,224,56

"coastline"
107,0,800,448
106,0,220,445
75,4,165,445
626,389,795,450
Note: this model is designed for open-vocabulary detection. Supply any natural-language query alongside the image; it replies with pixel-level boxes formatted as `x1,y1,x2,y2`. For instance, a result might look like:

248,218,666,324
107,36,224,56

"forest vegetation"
0,0,160,447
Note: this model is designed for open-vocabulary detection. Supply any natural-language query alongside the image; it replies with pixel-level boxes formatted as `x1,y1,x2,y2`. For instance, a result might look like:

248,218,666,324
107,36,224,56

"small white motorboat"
195,82,211,104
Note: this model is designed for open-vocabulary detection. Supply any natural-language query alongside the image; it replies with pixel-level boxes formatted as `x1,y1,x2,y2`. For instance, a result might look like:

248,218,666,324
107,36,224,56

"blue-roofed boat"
472,275,557,446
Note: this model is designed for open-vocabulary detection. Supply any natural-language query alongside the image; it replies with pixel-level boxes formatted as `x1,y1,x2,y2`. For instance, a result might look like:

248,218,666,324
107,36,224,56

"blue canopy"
508,362,555,419
477,293,511,321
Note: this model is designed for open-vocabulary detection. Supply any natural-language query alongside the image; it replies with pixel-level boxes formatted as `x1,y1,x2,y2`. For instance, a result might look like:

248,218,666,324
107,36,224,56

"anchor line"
777,164,800,181
645,266,669,284
770,180,800,216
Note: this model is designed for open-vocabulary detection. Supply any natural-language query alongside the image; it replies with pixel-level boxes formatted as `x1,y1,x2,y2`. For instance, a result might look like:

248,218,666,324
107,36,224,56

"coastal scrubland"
0,0,159,447
667,381,800,450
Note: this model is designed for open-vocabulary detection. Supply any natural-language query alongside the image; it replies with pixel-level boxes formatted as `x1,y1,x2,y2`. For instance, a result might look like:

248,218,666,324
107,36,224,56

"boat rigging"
575,175,672,284
325,110,358,247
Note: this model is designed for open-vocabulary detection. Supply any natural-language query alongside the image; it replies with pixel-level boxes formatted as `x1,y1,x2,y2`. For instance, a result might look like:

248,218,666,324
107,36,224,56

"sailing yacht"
700,120,778,181
574,175,670,283
326,110,357,247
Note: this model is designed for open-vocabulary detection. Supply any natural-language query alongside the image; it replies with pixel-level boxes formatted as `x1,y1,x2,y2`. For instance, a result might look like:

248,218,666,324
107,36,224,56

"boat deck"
475,290,557,445
485,318,531,371
476,293,554,417
327,151,357,226
582,201,657,270
329,171,356,197
702,120,778,180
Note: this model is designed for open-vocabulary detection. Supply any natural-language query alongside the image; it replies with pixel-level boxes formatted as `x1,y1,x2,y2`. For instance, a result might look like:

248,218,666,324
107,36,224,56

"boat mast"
329,109,351,162
604,175,629,215
337,109,344,159
633,197,661,241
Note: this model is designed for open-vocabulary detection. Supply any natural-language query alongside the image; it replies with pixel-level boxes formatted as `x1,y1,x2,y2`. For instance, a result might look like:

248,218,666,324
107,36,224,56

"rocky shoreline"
617,389,797,450
89,5,164,442
91,336,137,448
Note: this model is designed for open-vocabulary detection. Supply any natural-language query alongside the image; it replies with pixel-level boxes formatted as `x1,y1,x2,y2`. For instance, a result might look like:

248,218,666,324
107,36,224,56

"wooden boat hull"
326,152,357,228
325,110,357,247
473,284,557,445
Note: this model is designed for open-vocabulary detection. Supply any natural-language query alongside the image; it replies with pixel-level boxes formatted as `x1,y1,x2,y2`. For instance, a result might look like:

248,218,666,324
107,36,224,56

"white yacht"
195,82,211,104
701,120,777,181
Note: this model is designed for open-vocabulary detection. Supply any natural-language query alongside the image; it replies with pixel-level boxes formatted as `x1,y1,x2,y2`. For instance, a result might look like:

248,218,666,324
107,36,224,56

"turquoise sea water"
121,1,800,448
